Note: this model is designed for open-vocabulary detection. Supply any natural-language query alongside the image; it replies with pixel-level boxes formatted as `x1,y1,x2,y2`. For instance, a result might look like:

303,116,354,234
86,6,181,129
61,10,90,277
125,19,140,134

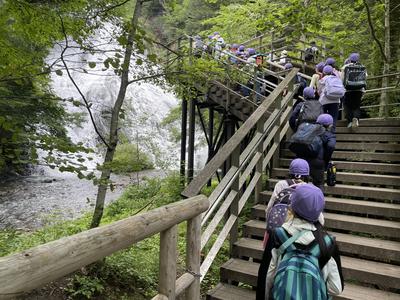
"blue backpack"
272,228,333,300
288,123,325,158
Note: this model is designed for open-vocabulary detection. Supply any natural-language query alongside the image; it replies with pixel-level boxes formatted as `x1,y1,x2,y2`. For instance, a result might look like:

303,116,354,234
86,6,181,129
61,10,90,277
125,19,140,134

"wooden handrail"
0,195,208,299
181,68,298,198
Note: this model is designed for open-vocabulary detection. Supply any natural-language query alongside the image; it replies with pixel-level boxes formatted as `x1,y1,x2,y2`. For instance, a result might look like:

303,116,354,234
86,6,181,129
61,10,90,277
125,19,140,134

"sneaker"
352,118,359,128
347,122,352,128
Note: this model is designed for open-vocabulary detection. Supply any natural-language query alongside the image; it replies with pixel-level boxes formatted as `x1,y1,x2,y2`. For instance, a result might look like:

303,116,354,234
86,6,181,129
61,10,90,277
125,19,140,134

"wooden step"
283,141,400,152
336,118,400,127
331,232,400,264
219,257,400,290
341,256,400,290
206,283,255,300
335,127,400,134
207,281,400,300
235,232,400,265
281,149,400,162
220,258,258,287
267,180,400,202
329,142,400,152
271,168,400,187
279,158,400,174
336,283,400,300
255,195,400,219
234,238,264,260
334,134,400,142
324,184,400,202
245,213,400,240
324,212,400,239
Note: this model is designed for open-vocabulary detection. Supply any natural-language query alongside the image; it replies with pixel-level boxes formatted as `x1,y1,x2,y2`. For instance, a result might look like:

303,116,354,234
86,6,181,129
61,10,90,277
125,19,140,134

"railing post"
255,116,266,204
159,225,178,300
186,215,201,300
271,92,284,174
229,145,240,256
270,32,275,70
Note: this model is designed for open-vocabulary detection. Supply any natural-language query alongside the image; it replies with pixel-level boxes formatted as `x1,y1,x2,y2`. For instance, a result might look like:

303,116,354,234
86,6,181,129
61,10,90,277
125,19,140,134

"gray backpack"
297,100,323,128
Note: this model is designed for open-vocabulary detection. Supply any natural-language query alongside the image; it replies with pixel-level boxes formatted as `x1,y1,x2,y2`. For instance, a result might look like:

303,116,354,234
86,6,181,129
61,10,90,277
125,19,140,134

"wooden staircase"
207,82,258,121
207,118,400,300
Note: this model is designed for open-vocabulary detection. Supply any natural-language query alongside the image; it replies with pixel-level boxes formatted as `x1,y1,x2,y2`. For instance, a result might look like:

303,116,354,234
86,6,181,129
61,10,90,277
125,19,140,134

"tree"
88,0,150,228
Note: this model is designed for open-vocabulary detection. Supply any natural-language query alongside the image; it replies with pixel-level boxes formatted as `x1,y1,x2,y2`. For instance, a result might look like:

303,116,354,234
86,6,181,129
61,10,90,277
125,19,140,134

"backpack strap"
285,179,296,186
276,228,308,257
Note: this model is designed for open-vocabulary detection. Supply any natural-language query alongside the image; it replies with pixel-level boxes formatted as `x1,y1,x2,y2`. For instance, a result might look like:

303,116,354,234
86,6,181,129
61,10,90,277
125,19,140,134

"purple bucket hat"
322,65,333,75
325,57,336,66
289,158,310,176
290,184,325,222
303,87,315,99
316,62,325,72
284,63,293,70
317,113,333,126
349,53,360,63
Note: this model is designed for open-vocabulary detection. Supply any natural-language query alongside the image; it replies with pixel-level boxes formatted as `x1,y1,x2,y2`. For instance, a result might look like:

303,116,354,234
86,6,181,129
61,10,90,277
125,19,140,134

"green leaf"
88,61,96,68
55,69,63,76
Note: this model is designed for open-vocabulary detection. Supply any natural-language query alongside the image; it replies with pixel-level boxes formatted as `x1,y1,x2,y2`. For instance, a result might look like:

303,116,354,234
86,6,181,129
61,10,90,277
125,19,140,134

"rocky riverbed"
0,169,166,230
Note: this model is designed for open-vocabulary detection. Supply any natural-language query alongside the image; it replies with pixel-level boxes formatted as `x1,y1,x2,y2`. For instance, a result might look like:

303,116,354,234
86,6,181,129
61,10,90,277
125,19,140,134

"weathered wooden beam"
159,225,177,300
186,215,201,300
175,272,194,297
0,195,208,298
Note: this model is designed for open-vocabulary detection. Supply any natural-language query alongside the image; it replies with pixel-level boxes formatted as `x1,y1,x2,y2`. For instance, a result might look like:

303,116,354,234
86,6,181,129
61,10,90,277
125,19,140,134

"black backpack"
343,63,367,90
288,123,325,158
297,100,323,128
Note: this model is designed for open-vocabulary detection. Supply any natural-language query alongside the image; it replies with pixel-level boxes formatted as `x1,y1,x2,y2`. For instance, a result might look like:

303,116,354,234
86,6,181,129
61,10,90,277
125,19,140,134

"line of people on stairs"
257,157,344,300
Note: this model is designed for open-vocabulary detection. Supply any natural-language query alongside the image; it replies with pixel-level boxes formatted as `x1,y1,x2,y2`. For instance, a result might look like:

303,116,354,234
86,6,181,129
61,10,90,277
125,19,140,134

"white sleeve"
265,248,279,299
322,257,342,295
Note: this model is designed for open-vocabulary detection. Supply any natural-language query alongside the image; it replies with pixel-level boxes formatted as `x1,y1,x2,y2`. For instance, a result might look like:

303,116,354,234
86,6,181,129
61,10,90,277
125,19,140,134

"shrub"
111,143,153,174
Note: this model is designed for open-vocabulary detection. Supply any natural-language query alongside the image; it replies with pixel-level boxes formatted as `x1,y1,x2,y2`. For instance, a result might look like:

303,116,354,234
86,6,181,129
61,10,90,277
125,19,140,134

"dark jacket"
320,128,336,168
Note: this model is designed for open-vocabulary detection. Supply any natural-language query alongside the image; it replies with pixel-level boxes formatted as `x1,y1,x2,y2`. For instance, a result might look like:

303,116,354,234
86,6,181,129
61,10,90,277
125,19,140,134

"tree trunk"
379,0,391,118
90,0,145,229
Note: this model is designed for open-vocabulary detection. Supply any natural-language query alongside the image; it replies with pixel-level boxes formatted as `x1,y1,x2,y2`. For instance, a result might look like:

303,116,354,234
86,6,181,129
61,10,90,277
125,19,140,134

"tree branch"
58,14,111,149
127,71,182,85
362,0,388,62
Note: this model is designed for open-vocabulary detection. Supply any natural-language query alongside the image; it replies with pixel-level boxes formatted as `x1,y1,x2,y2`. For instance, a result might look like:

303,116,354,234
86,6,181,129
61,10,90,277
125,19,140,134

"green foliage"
110,143,154,174
0,173,184,298
66,275,105,299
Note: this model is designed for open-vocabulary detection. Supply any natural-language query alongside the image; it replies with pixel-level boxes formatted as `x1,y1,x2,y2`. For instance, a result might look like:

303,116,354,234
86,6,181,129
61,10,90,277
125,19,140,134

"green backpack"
272,228,332,300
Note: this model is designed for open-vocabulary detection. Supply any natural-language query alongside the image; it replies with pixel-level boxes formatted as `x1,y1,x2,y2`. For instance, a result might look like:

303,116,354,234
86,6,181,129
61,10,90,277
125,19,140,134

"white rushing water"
0,24,207,230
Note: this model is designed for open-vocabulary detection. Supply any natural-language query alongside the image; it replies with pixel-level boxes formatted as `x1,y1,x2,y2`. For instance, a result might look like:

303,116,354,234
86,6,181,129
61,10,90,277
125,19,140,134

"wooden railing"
181,69,298,279
0,195,208,300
